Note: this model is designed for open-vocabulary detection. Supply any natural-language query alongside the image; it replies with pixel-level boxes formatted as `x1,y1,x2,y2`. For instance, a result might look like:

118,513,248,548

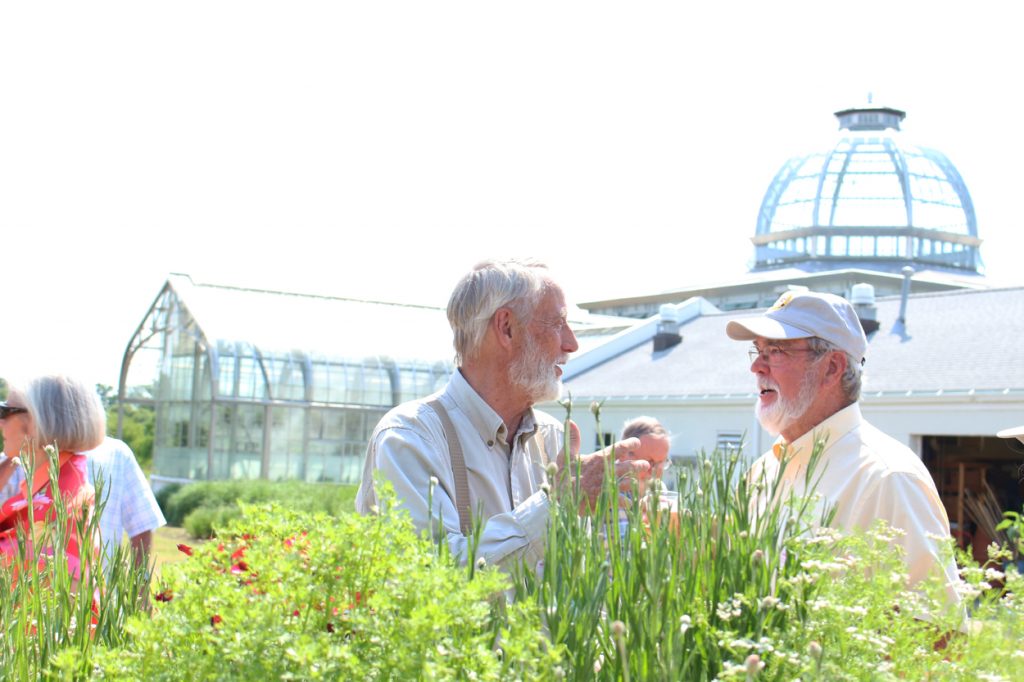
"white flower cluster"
715,594,746,621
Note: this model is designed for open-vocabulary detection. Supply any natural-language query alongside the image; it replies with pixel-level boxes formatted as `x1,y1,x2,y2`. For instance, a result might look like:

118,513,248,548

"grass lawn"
152,525,205,576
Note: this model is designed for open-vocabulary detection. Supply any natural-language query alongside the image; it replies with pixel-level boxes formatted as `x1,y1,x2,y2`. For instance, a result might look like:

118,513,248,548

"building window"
716,431,744,455
596,432,614,448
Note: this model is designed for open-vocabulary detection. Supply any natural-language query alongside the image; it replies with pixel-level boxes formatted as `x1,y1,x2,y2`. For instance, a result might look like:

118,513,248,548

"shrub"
153,482,182,516
183,505,242,539
160,480,358,532
93,487,560,680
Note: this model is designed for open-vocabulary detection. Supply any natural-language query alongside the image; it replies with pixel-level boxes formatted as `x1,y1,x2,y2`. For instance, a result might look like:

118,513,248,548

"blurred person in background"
621,416,672,487
2,433,165,568
0,375,104,578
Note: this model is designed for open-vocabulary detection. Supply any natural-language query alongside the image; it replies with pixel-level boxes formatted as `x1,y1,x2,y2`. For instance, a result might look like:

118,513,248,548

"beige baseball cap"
726,290,869,363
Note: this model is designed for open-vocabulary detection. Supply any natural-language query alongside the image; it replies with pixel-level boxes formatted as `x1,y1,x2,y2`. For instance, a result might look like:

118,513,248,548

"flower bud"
610,620,626,638
809,641,822,661
590,401,603,418
745,654,764,677
752,549,764,567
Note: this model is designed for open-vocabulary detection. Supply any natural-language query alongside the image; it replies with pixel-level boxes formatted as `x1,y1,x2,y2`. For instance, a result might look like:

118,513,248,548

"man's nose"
750,354,769,374
563,325,579,353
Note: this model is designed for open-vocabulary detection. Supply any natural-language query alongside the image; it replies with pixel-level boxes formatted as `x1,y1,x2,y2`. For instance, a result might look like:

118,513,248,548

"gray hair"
22,375,106,453
621,415,668,440
447,259,551,365
806,337,862,404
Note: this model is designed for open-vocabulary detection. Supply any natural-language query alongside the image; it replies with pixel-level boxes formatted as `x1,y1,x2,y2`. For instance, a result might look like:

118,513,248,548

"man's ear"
491,307,516,350
822,350,848,387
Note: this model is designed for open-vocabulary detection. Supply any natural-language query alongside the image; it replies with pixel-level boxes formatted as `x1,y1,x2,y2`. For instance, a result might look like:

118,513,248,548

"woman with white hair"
0,375,105,578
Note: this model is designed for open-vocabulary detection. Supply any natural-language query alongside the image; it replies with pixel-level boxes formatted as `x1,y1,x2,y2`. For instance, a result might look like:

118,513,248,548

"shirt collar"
447,370,538,445
771,402,862,463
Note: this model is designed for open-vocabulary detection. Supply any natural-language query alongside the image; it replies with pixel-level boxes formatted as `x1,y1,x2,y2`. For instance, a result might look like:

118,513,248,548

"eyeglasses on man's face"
747,344,818,366
0,403,28,420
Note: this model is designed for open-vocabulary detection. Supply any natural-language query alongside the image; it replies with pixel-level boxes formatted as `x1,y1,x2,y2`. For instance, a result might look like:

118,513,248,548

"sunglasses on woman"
0,403,28,420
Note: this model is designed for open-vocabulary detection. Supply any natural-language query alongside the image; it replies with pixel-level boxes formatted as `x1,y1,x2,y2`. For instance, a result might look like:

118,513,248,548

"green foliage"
183,505,239,539
96,383,155,469
106,402,155,469
996,506,1024,560
154,482,182,515
8,406,1024,679
160,480,357,537
93,488,560,680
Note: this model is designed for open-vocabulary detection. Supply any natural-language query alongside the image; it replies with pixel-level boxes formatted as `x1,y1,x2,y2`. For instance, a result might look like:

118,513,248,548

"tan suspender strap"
427,399,472,535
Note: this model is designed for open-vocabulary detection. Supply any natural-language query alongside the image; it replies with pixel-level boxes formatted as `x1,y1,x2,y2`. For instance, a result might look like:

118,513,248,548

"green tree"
0,376,7,400
98,383,155,469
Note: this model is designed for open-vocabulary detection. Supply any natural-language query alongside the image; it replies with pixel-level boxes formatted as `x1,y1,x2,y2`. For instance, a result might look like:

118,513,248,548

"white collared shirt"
749,403,961,602
356,370,562,568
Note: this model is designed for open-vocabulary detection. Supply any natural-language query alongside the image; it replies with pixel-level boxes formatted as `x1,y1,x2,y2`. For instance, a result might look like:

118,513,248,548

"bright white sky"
2,1,1021,389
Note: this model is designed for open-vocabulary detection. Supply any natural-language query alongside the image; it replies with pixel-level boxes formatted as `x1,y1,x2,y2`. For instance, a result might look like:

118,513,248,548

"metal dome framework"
753,106,982,274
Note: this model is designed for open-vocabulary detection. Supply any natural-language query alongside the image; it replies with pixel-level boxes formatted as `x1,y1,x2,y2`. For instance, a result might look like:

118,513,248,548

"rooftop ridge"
169,273,446,311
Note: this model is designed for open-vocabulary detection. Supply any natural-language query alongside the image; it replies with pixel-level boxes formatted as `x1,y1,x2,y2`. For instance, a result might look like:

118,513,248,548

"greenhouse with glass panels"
116,274,457,487
118,274,631,488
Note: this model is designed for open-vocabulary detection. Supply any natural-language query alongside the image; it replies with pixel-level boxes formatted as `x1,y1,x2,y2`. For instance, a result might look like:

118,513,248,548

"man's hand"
553,421,652,514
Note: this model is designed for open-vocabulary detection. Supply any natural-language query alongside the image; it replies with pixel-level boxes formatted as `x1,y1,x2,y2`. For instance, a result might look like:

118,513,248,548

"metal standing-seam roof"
564,286,1024,401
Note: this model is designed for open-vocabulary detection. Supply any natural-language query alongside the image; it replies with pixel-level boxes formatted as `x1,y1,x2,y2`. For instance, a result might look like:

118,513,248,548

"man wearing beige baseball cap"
727,290,961,605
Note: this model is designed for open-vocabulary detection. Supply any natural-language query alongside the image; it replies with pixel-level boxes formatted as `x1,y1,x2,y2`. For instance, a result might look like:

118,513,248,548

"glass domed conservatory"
753,105,982,274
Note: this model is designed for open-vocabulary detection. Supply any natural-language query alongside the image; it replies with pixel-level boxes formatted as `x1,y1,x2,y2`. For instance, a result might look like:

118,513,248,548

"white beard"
511,332,563,403
755,370,819,436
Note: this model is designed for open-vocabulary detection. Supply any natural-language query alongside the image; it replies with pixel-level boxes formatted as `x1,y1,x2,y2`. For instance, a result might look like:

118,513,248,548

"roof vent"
897,266,915,327
653,304,682,351
850,283,880,334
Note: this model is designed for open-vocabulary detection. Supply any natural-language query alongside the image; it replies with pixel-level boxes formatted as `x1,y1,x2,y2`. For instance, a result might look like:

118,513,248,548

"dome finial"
834,103,905,131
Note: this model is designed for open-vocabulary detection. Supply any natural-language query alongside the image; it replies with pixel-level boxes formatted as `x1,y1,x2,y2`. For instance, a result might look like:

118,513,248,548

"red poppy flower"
326,622,335,633
176,543,193,556
210,614,223,627
291,609,300,617
231,546,246,560
231,561,249,574
154,589,174,602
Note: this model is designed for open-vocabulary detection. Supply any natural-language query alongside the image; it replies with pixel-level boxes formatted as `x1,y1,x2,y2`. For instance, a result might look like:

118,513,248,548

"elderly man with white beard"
356,259,653,569
726,290,961,603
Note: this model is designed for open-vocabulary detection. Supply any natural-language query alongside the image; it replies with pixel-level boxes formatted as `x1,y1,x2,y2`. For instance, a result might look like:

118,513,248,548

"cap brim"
726,318,815,342
996,424,1024,446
